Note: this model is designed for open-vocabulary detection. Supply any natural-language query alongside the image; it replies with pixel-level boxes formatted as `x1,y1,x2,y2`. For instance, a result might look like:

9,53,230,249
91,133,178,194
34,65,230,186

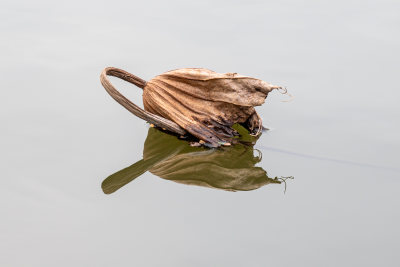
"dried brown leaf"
101,67,283,147
143,68,282,147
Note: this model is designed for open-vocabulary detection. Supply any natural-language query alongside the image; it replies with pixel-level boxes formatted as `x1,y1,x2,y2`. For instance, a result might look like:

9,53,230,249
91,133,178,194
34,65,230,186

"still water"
1,0,399,266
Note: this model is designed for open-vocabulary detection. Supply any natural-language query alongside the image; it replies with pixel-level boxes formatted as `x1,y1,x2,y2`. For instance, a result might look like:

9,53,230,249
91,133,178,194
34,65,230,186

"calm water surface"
1,0,399,266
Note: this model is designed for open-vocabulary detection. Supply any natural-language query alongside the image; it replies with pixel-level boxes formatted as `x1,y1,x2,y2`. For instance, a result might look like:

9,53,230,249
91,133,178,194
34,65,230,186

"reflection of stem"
276,176,295,194
102,142,185,194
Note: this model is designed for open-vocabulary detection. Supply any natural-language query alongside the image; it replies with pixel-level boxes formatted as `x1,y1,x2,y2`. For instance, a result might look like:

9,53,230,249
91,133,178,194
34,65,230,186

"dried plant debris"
100,67,286,147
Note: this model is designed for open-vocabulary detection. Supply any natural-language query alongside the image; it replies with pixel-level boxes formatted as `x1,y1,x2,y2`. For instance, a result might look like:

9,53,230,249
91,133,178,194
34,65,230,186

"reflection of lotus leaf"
102,126,283,194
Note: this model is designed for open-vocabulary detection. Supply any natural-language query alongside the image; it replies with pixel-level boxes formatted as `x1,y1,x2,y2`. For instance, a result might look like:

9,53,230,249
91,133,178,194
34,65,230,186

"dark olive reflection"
102,126,291,194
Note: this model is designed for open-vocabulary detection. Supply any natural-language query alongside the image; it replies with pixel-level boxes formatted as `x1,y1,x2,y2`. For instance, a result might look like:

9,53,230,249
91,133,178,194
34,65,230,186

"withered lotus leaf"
100,67,283,147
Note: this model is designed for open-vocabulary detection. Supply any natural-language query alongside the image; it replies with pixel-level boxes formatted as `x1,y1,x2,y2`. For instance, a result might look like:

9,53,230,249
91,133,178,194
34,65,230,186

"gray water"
1,0,399,266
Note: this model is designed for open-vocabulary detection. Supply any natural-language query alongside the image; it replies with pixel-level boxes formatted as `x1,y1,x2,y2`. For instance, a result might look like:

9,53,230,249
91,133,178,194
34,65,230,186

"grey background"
1,0,399,266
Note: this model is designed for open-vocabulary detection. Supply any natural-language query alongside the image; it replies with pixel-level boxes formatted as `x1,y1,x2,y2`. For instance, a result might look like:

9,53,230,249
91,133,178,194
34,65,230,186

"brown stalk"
100,67,186,135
